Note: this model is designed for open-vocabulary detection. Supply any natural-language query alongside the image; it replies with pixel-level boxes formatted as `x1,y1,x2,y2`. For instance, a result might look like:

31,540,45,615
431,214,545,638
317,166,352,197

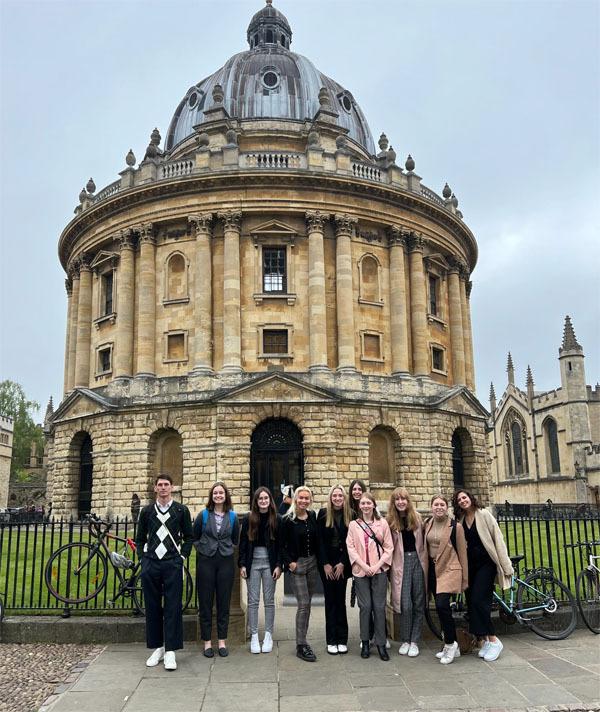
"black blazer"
238,513,282,575
316,507,351,576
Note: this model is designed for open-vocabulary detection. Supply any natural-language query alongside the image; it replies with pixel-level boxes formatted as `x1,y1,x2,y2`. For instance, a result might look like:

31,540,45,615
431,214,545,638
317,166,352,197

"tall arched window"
502,410,529,478
368,425,400,484
165,252,188,302
543,417,561,474
78,434,93,519
358,253,382,304
152,429,183,499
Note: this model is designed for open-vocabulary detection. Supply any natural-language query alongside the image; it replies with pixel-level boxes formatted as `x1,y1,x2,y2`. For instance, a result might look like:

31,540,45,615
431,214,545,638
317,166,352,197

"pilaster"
189,213,214,373
67,264,79,391
461,275,475,391
388,226,410,375
334,214,357,372
63,278,72,395
447,257,466,385
407,233,429,376
74,255,93,387
114,230,135,378
135,223,156,377
305,211,329,371
218,210,242,373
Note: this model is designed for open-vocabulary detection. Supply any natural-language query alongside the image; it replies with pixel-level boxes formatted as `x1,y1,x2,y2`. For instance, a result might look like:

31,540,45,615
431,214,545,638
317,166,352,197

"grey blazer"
192,509,240,557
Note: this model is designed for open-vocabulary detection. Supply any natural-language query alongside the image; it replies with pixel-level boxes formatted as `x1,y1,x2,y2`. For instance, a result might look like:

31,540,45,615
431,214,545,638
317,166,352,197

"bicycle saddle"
509,554,525,565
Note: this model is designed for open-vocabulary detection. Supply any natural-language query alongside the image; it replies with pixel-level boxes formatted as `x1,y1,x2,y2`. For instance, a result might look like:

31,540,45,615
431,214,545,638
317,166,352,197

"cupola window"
262,70,280,89
339,93,353,113
266,29,274,43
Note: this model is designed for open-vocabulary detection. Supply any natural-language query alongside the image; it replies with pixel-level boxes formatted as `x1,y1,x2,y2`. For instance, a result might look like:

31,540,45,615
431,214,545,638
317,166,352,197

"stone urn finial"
212,83,224,105
451,193,459,208
79,188,87,203
405,154,415,172
150,128,161,146
336,135,347,150
86,177,96,194
196,132,210,148
378,133,388,151
318,87,330,107
126,149,136,167
442,182,452,199
225,128,238,146
307,130,320,147
387,145,397,164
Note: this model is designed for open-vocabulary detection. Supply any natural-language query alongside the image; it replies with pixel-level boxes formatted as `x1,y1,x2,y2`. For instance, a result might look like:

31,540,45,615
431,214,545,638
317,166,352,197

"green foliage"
0,379,45,478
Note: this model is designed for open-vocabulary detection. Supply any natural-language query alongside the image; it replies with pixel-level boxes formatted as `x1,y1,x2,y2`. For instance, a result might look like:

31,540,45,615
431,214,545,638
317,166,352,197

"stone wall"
0,416,14,509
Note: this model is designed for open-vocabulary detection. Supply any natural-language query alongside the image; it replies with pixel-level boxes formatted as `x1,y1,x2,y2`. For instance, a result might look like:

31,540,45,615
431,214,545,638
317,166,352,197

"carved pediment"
433,387,489,418
53,388,115,423
250,220,298,246
90,250,119,272
218,374,338,404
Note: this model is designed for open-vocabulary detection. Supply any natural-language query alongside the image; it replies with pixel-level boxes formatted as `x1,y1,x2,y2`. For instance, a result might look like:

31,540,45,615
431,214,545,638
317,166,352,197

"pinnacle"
526,365,534,386
561,315,582,351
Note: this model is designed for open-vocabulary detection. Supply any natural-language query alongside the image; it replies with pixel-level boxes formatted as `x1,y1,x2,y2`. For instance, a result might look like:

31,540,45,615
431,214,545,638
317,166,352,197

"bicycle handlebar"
86,512,113,537
564,540,600,548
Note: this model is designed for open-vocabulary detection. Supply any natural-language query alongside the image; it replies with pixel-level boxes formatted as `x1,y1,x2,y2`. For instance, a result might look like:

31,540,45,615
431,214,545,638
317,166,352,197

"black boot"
360,640,370,659
377,645,390,661
296,644,317,662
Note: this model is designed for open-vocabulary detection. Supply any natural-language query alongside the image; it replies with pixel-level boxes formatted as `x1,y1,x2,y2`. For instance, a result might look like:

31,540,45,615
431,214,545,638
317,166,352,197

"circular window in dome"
262,70,280,89
188,91,199,109
340,94,353,113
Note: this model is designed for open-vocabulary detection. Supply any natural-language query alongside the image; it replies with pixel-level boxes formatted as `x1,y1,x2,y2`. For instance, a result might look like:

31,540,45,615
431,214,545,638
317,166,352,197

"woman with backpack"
424,494,468,665
346,492,393,661
193,481,239,658
239,487,282,654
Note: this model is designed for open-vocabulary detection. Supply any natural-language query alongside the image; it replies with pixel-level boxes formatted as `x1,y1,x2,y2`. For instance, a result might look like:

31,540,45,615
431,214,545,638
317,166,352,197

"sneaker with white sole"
337,644,348,654
146,647,165,667
261,632,273,653
327,644,338,655
386,639,391,649
398,642,410,655
478,640,491,658
407,643,419,657
250,633,261,654
163,651,177,670
483,639,503,662
436,645,460,659
440,641,459,665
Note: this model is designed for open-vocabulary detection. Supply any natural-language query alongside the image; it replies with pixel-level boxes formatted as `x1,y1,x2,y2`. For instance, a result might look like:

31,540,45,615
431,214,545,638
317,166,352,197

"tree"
0,380,44,479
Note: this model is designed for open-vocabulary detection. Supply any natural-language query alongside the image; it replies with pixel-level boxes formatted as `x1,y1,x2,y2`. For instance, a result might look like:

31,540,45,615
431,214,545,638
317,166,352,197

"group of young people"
135,474,513,671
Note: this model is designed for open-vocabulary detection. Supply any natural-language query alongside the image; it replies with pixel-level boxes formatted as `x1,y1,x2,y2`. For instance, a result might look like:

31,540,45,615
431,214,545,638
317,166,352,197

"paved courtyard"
34,616,599,712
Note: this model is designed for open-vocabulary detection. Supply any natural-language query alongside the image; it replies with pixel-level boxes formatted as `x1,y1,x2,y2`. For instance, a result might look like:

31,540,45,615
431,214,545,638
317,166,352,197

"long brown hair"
451,489,480,516
206,481,233,512
248,486,277,541
387,487,422,532
349,479,367,516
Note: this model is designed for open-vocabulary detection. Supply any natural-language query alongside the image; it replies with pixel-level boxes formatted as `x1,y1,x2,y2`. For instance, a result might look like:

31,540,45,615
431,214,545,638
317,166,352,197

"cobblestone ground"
0,644,103,712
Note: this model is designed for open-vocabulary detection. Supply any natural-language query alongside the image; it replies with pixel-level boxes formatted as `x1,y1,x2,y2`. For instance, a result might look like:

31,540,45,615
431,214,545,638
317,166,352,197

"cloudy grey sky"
1,0,598,419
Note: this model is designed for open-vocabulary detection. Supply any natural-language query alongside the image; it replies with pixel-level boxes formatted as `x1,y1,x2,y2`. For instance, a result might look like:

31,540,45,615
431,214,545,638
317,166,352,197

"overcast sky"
1,0,598,420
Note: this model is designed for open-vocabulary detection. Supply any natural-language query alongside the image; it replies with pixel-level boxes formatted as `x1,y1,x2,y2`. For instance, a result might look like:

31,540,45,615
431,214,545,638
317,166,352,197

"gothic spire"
507,352,515,385
561,315,582,352
489,382,497,411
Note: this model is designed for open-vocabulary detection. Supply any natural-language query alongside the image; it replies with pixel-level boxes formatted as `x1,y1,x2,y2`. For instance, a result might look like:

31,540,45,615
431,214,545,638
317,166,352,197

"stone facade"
488,316,600,506
0,415,14,508
47,1,489,519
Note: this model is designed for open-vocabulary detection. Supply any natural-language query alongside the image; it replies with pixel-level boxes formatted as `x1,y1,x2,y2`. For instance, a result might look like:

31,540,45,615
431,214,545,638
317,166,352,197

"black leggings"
466,559,497,636
196,552,234,640
428,559,456,645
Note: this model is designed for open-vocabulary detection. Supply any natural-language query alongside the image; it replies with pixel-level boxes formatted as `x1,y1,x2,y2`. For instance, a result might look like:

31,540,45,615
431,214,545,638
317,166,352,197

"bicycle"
426,554,578,641
567,540,600,634
44,513,194,614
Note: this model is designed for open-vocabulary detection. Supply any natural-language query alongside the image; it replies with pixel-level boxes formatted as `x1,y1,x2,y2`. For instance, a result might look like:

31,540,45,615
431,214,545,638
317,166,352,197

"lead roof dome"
165,1,376,155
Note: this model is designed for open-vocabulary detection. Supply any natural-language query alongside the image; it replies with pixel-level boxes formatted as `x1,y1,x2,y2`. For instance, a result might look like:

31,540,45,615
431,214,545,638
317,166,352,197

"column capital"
466,280,473,298
305,210,327,231
333,213,357,237
78,253,92,273
218,210,242,233
117,229,135,251
134,223,155,245
387,225,409,248
67,261,80,280
65,278,73,296
189,213,214,237
406,231,425,253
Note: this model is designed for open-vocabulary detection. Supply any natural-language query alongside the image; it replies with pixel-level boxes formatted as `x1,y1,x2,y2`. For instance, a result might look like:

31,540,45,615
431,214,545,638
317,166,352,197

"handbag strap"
357,519,384,558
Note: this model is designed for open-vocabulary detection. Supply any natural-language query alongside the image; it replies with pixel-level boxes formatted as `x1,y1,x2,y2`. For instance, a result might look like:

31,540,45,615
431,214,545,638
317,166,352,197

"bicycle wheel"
45,543,108,604
576,568,600,634
131,565,194,615
517,571,577,640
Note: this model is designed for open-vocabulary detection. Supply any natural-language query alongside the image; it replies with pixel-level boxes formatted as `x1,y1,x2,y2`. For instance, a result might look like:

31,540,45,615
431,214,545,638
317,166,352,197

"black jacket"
238,513,282,575
281,510,318,567
316,507,351,576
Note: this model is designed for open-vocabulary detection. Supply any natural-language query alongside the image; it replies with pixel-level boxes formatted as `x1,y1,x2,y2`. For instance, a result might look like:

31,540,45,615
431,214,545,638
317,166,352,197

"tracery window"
502,409,529,478
543,417,561,474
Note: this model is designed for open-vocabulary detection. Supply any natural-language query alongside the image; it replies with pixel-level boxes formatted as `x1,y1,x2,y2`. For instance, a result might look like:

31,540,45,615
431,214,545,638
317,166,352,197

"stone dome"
165,2,375,155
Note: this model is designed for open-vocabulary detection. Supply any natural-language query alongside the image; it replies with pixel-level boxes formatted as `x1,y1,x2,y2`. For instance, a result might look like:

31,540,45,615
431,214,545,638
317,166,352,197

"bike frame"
493,572,554,622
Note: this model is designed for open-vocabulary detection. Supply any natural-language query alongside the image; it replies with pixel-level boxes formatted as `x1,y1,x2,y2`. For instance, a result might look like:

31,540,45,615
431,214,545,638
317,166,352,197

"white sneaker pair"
250,632,274,654
436,642,461,661
438,641,459,665
327,644,338,655
483,639,503,662
145,647,176,670
398,642,419,657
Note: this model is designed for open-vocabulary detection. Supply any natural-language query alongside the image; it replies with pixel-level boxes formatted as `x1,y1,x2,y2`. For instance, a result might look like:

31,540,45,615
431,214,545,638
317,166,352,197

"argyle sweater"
135,500,193,561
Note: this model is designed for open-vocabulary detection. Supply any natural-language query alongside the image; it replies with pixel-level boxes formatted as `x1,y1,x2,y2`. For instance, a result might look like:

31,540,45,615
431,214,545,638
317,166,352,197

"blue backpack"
201,508,237,531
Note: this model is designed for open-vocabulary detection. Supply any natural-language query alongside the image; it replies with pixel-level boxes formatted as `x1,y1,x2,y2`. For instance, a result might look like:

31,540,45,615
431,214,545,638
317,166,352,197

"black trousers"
141,556,184,651
466,558,497,636
197,552,234,640
428,560,456,645
319,569,349,645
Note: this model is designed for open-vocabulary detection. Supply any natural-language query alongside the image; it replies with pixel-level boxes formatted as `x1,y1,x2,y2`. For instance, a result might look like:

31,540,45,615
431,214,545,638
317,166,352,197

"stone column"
388,227,410,375
114,230,135,378
74,255,93,387
407,234,429,376
218,211,242,373
334,214,356,372
63,278,72,394
189,213,214,373
305,211,329,371
447,258,466,385
463,279,476,391
136,224,156,377
67,266,79,391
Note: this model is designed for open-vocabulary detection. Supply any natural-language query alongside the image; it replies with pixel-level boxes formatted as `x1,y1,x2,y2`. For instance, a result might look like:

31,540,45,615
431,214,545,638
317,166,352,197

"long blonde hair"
284,485,314,520
325,484,352,528
387,487,422,532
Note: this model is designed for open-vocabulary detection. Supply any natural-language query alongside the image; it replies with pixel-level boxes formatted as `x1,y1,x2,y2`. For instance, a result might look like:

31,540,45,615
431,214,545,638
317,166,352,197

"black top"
464,519,494,567
316,507,351,576
281,510,317,566
238,513,282,575
401,528,416,553
135,501,193,560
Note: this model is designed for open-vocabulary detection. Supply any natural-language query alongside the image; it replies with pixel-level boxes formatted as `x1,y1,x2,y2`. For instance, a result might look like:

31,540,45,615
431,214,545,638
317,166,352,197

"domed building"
48,1,489,518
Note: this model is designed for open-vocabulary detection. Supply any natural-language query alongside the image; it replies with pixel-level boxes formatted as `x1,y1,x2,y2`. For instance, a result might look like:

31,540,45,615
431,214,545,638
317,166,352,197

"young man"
135,474,193,670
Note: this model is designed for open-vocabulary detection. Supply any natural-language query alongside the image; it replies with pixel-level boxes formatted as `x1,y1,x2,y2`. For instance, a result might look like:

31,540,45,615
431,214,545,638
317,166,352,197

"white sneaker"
337,644,348,654
250,633,261,654
146,647,165,667
163,651,177,670
483,639,503,662
436,645,460,659
407,643,419,657
386,639,391,649
478,640,491,658
398,642,410,655
261,632,273,654
327,644,338,655
440,641,459,665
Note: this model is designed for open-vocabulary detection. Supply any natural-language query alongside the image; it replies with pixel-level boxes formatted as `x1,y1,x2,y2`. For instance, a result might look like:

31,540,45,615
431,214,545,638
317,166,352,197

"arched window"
78,434,93,519
152,429,183,498
358,254,382,304
165,252,188,302
452,431,464,489
266,29,273,43
368,426,400,484
451,428,474,491
502,410,529,478
251,418,303,507
543,417,561,474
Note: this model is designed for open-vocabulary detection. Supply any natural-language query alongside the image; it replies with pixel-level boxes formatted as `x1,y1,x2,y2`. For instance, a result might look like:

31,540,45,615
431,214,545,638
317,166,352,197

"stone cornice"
59,172,478,271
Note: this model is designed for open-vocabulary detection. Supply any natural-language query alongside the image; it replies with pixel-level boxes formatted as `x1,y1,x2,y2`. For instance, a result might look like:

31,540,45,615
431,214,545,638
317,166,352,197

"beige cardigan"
459,508,513,590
